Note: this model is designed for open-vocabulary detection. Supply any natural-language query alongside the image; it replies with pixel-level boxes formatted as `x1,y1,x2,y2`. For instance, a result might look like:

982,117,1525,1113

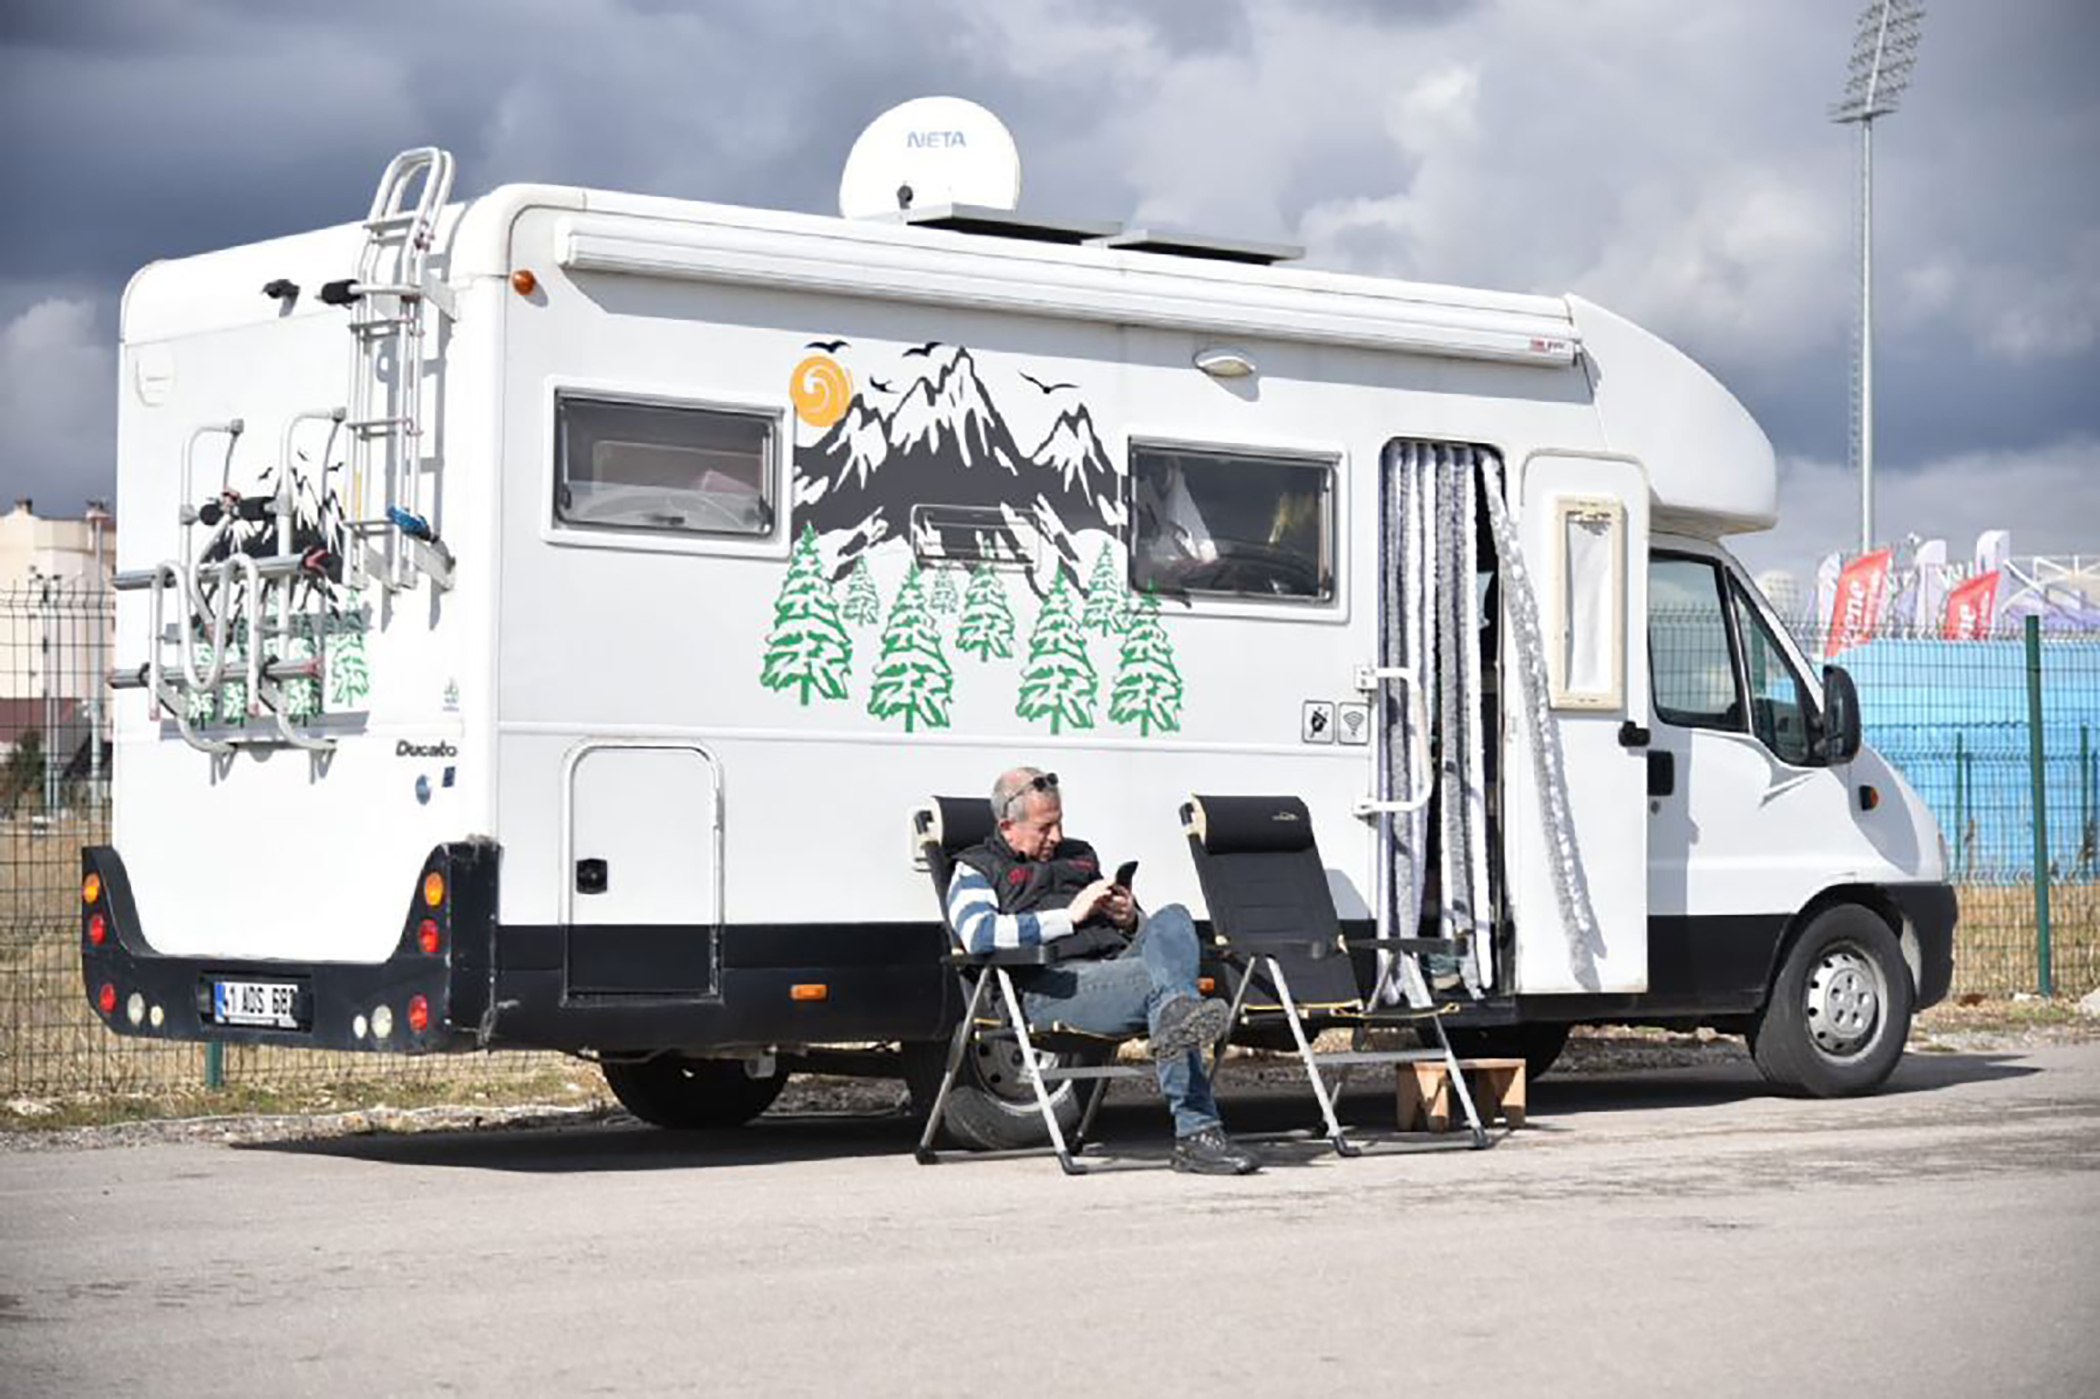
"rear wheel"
601,1056,789,1129
902,1036,1106,1153
1750,904,1912,1097
1435,1022,1571,1082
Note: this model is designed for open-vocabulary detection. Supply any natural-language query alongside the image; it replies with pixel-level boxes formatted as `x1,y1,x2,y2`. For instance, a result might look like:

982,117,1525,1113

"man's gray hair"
991,766,1053,822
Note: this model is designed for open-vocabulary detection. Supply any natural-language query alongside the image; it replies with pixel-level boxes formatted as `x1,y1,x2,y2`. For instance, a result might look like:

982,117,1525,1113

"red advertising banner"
1941,569,2001,640
1824,548,1893,658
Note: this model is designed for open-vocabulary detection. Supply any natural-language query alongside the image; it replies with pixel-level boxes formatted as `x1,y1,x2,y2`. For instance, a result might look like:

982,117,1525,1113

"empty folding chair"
1182,793,1487,1153
910,796,1155,1175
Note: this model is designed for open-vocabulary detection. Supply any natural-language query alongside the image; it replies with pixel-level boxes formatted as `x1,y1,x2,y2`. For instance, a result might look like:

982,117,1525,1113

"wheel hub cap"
1806,946,1882,1057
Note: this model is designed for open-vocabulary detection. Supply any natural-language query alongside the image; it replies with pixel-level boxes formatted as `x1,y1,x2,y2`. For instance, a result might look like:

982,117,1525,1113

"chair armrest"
948,944,1057,968
1342,936,1460,954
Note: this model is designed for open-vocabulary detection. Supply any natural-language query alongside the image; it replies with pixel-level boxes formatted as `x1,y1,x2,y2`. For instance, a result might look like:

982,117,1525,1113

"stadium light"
1831,0,1926,556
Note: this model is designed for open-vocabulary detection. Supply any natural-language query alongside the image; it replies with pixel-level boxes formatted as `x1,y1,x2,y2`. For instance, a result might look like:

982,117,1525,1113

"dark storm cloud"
2,0,2095,566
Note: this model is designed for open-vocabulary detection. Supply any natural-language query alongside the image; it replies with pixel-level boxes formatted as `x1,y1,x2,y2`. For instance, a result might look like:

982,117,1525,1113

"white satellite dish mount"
839,97,1023,220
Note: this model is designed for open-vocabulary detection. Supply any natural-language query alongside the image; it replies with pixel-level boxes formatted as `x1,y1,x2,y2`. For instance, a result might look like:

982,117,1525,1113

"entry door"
566,743,720,994
1508,455,1651,993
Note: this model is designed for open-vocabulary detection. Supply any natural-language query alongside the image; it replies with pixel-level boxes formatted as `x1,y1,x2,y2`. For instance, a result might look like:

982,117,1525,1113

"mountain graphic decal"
793,345,1125,592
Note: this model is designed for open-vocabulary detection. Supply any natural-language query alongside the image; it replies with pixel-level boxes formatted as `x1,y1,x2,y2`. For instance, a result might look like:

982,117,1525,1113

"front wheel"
601,1056,789,1129
1750,905,1912,1097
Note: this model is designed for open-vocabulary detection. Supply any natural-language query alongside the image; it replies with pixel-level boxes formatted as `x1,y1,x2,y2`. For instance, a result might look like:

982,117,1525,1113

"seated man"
945,766,1260,1176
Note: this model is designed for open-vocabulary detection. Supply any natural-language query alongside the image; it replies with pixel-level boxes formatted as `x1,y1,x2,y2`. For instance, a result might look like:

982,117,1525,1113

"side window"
1129,444,1333,602
555,393,777,538
1730,585,1817,766
1648,555,1742,730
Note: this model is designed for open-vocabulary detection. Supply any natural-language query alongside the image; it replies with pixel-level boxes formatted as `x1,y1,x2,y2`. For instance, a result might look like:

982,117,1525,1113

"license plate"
211,979,303,1029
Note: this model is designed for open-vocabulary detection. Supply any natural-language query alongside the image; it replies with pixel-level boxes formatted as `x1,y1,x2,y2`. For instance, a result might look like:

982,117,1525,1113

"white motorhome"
84,143,1953,1139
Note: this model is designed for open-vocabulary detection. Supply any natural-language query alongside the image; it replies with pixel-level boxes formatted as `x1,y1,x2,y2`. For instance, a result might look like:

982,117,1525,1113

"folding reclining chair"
910,796,1156,1175
1181,793,1487,1153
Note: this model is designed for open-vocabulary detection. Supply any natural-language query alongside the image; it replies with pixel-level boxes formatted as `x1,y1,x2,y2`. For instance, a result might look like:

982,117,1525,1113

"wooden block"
1395,1056,1527,1132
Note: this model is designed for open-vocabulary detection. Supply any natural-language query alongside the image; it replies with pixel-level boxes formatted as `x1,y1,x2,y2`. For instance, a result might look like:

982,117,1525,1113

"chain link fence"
1,579,569,1101
5,582,2096,1101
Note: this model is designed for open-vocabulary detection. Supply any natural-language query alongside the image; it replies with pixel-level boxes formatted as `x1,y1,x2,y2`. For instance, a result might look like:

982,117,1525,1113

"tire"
901,1036,1107,1153
1750,903,1913,1097
1434,1022,1571,1082
601,1056,789,1129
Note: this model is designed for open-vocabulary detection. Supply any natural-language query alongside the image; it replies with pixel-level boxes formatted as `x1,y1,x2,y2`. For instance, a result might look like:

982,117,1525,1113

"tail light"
418,918,441,955
82,872,102,906
422,870,446,908
407,994,430,1035
88,913,108,947
97,982,117,1015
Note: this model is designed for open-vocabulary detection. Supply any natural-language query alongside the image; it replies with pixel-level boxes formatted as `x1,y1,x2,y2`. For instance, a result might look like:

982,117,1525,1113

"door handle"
1618,721,1651,749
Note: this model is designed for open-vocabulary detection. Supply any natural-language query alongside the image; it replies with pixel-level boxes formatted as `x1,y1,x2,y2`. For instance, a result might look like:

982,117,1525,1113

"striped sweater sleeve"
945,864,1076,955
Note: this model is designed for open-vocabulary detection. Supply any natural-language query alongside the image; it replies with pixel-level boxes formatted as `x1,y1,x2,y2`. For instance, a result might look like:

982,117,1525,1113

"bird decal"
1019,370,1078,394
868,377,895,394
902,340,944,358
805,338,850,353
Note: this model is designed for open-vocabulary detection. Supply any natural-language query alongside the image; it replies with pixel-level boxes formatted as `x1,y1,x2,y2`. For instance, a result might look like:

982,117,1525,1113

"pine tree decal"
955,565,1015,661
928,566,960,616
1082,541,1129,635
1015,569,1097,734
761,525,854,705
282,615,321,721
1109,588,1182,736
328,600,371,709
866,564,953,732
842,555,881,627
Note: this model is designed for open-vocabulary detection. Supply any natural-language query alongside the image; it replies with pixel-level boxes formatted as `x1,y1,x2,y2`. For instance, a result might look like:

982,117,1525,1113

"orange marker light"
790,983,829,1002
510,268,538,297
82,872,101,906
1198,977,1217,994
1859,785,1882,812
423,871,445,908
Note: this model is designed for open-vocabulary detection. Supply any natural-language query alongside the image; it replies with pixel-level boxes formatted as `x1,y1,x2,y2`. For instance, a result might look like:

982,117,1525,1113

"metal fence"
4,581,2095,1100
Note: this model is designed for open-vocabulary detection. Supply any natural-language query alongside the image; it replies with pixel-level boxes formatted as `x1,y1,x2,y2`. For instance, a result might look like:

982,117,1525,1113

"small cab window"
556,394,776,538
1129,444,1333,602
1649,555,1741,731
1730,585,1817,766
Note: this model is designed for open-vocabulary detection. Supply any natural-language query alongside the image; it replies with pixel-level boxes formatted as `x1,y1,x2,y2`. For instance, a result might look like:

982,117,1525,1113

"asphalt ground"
3,1044,2098,1398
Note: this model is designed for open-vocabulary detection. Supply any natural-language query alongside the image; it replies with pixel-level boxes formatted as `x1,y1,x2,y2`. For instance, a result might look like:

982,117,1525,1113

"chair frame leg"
1207,959,1257,1087
997,968,1085,1176
1266,956,1358,1157
1426,1011,1488,1148
915,971,991,1164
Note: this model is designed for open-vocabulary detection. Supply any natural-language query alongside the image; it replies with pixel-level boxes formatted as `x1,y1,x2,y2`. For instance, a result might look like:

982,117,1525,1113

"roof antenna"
840,97,1021,219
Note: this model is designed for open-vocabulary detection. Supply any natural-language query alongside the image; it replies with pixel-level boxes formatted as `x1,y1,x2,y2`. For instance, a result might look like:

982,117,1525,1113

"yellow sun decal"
790,355,853,429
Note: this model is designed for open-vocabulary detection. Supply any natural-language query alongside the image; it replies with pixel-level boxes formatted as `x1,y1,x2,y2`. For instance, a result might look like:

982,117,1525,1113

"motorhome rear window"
555,395,776,537
1128,445,1333,602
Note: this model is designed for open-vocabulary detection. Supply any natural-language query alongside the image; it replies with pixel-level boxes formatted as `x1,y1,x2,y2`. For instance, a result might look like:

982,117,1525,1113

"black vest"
954,833,1129,960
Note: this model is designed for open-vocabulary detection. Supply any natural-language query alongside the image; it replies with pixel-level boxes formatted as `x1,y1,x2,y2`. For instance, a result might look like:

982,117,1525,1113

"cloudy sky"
3,0,2095,582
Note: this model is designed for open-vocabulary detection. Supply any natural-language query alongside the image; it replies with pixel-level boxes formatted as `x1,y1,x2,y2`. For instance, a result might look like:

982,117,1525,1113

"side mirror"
1820,664,1863,764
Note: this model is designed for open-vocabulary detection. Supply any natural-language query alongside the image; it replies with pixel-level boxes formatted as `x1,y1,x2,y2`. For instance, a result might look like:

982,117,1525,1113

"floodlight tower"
1832,0,1925,556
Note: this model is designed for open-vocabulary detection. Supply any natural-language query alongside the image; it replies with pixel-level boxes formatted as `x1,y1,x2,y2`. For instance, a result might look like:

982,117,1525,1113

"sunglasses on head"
1001,771,1058,817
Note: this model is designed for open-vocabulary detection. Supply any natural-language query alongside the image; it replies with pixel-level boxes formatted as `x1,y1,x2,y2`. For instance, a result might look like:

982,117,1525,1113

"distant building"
0,498,117,795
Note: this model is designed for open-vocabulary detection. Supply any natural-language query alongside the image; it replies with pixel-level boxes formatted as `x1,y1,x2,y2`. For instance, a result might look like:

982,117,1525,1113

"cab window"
1648,555,1741,731
1730,585,1817,766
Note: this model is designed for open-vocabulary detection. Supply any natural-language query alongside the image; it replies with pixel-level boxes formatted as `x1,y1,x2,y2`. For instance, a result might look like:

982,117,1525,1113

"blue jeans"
1016,903,1222,1137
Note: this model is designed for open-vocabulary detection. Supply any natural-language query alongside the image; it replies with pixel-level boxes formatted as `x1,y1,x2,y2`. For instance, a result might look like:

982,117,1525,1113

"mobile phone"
1114,860,1139,890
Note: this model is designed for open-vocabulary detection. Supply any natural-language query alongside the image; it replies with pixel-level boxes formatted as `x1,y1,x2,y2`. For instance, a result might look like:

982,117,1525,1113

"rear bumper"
81,843,486,1054
80,843,956,1057
1888,881,1958,1010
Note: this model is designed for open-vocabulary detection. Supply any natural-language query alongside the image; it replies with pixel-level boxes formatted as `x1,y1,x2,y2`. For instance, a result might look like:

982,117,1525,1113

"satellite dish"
839,97,1022,220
